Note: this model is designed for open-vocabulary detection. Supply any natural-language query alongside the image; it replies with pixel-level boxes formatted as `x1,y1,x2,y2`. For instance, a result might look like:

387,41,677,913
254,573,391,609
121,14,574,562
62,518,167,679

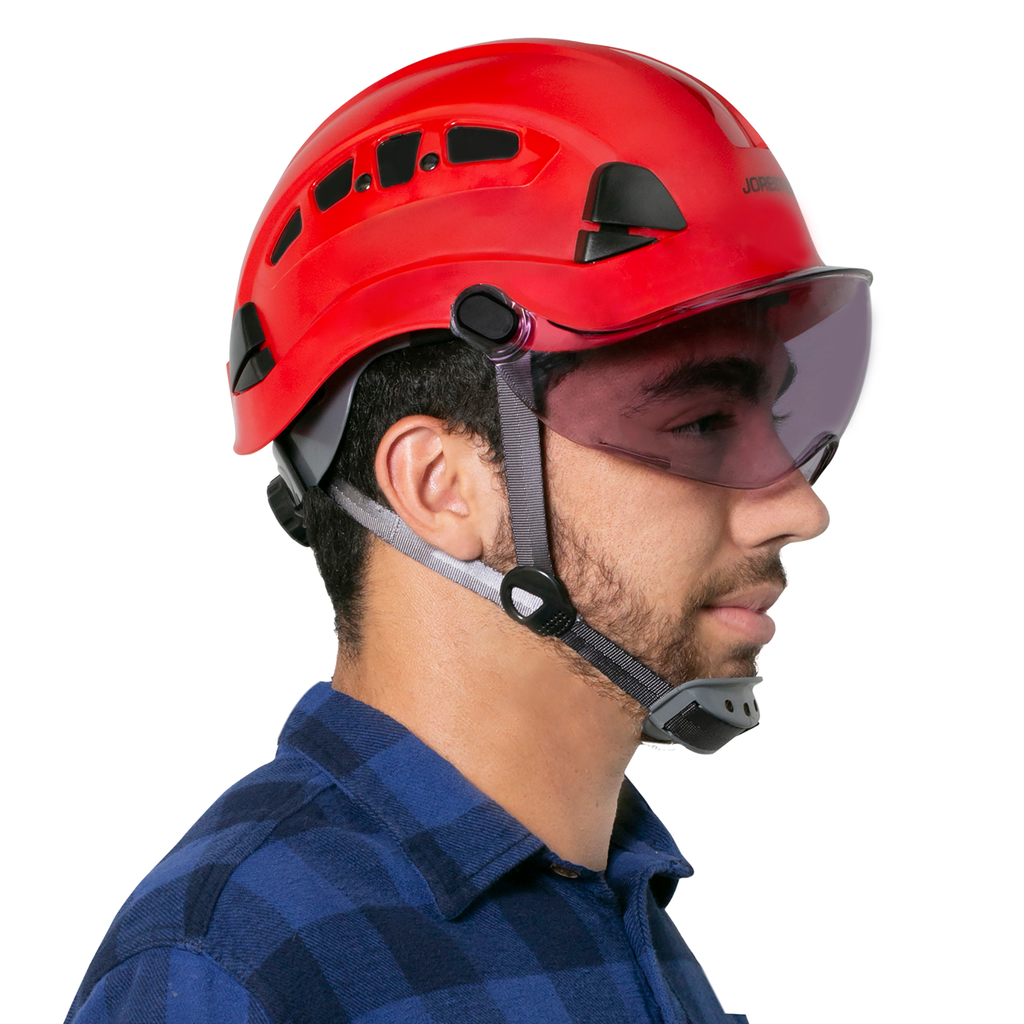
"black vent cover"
447,127,520,163
377,132,422,188
575,163,686,264
314,159,354,211
584,163,685,230
269,208,302,265
229,302,275,393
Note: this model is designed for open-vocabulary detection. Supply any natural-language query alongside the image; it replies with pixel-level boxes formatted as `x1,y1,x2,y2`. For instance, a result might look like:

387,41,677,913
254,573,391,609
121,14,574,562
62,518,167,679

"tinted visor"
504,272,871,489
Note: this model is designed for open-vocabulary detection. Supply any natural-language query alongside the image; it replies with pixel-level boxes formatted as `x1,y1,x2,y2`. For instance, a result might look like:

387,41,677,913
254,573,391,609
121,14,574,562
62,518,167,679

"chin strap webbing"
494,358,554,572
560,619,668,707
329,477,761,753
494,361,675,709
330,481,513,607
328,479,666,711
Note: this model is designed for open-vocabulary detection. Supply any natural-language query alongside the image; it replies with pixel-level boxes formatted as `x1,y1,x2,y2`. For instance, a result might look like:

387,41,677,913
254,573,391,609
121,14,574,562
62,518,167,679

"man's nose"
729,468,830,550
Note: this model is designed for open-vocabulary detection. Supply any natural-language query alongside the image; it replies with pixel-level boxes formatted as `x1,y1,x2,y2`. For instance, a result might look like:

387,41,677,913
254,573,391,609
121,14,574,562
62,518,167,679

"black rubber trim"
270,208,302,265
268,475,308,546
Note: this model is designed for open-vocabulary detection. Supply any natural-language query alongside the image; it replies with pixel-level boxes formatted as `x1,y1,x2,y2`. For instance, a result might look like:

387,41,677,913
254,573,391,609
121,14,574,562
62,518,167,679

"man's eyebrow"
635,356,769,408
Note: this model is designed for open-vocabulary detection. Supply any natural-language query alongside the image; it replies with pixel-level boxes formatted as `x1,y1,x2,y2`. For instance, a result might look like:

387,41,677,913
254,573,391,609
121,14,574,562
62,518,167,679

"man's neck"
332,542,642,871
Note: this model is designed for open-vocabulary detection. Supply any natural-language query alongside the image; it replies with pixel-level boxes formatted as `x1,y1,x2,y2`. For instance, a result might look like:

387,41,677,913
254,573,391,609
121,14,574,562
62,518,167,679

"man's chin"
705,645,761,681
652,636,761,688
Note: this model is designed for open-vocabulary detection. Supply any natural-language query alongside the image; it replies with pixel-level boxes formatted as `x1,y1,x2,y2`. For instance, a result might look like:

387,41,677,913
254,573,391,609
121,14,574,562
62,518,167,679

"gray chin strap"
329,355,760,754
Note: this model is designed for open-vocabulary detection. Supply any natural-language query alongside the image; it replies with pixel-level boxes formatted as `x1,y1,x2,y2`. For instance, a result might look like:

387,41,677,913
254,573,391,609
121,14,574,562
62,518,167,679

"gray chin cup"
643,676,761,754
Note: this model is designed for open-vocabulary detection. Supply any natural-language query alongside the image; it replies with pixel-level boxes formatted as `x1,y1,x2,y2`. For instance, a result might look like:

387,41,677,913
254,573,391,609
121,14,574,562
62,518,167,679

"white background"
3,1,1020,1021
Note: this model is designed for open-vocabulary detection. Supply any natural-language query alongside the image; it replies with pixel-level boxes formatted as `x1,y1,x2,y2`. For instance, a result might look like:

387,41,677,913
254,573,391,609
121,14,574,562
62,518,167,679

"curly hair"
301,337,504,651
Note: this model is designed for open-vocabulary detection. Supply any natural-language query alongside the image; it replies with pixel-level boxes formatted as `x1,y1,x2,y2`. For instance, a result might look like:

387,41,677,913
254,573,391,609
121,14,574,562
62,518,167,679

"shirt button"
550,864,580,879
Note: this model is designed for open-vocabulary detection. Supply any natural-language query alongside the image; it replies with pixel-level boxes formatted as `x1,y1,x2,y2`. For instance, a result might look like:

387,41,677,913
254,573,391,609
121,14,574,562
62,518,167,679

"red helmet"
229,37,854,457
229,39,871,753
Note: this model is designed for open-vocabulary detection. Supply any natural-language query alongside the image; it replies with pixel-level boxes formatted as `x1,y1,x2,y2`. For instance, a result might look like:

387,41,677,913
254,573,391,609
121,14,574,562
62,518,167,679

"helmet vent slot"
574,229,654,263
446,127,519,164
314,159,354,211
377,132,422,188
229,302,276,392
269,208,302,265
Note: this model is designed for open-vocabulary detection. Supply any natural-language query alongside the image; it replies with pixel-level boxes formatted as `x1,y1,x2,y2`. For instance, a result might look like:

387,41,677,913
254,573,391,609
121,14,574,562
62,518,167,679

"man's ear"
374,416,504,561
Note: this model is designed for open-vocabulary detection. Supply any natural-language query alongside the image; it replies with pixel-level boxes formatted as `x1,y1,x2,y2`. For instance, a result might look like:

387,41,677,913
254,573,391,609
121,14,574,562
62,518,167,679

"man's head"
230,39,870,751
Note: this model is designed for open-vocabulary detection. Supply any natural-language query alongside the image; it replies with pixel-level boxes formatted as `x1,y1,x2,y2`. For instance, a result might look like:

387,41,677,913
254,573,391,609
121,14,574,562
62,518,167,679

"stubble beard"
486,506,786,728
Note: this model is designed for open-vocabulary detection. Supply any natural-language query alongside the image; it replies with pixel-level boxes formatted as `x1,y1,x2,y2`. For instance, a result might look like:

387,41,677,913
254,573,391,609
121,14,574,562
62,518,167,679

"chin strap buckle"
643,677,761,753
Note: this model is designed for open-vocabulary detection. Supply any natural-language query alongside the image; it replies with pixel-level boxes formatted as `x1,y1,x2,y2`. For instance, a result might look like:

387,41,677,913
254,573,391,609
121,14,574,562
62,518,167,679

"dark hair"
301,337,503,650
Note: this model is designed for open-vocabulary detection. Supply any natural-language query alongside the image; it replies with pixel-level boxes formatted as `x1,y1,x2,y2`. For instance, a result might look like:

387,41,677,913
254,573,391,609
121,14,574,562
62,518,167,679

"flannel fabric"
66,682,747,1023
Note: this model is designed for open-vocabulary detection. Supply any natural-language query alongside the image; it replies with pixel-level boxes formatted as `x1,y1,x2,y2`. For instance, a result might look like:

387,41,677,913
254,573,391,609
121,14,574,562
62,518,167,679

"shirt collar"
609,778,693,908
278,682,689,918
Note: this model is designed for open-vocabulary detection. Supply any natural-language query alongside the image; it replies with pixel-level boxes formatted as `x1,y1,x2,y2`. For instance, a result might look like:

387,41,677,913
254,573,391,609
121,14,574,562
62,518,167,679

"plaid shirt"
66,683,747,1023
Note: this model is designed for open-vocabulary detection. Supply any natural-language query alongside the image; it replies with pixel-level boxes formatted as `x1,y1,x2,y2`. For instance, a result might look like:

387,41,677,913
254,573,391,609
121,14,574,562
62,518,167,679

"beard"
485,503,786,726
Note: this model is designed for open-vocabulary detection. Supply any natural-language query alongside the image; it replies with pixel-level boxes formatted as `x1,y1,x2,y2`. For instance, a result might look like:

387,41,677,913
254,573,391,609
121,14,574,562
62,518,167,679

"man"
65,39,870,1023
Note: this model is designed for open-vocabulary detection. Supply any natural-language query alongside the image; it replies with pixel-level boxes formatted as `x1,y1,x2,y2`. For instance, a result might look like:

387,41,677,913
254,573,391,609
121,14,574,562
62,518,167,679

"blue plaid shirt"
66,683,747,1023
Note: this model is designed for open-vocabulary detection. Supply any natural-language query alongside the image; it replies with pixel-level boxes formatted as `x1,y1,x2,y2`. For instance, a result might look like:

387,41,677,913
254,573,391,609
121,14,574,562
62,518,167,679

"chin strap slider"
499,566,577,637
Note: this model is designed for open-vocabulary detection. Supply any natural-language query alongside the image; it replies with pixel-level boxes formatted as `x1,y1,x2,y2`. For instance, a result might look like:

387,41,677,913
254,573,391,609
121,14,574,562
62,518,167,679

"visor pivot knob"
451,285,526,360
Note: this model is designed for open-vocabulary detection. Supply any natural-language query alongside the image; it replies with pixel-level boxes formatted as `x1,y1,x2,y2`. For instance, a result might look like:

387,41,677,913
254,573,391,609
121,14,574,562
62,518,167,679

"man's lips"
699,584,784,645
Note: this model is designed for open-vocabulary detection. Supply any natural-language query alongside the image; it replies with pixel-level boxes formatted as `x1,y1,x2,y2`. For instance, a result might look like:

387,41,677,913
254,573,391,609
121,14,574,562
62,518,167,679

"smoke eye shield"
452,270,871,489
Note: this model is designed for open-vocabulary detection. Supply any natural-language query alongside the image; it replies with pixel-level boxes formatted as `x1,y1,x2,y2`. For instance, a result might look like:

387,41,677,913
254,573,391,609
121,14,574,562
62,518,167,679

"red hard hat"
228,38,830,456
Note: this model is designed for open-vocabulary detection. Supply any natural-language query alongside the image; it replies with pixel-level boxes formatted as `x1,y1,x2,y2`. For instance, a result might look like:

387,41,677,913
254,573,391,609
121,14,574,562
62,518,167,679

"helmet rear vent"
269,208,302,265
314,159,354,211
446,126,519,164
377,132,422,188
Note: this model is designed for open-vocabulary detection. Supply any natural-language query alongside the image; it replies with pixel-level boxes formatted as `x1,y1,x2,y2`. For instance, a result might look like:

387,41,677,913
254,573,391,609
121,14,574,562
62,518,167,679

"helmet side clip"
575,162,687,264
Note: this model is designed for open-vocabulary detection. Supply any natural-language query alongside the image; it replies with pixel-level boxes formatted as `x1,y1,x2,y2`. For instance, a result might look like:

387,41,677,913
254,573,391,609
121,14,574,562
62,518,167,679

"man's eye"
670,413,735,436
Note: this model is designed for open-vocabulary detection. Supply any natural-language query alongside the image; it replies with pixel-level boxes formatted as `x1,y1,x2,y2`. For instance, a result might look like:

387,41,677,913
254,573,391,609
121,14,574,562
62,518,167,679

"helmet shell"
230,39,821,454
